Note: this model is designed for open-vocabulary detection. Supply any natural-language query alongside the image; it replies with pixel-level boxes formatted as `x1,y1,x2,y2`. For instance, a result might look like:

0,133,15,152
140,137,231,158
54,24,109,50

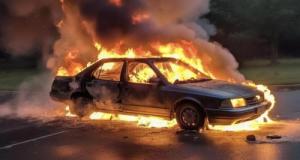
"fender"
171,97,204,116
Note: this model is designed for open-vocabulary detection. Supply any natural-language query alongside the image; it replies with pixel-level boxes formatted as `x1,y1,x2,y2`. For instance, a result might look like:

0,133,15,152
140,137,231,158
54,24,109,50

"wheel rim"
181,107,199,127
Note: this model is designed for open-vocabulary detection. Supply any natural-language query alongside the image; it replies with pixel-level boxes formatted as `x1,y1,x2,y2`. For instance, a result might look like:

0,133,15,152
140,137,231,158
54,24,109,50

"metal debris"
246,135,256,142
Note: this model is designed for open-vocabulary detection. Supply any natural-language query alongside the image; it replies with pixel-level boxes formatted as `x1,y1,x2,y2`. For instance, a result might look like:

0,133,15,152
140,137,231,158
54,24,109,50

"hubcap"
181,107,198,127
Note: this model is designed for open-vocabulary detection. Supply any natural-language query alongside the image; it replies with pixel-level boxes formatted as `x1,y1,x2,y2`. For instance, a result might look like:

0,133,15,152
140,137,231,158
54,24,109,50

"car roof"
97,57,178,63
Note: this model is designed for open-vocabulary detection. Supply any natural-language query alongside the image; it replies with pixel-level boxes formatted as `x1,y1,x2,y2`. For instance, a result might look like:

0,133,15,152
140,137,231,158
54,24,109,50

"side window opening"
92,62,123,81
127,62,158,84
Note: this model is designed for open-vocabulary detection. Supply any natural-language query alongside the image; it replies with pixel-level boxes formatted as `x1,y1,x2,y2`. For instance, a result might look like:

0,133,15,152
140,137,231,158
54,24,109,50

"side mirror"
149,77,163,85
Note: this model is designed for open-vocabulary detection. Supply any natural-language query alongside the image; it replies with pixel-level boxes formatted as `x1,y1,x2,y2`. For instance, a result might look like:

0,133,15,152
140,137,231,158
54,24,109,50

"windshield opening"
154,60,210,84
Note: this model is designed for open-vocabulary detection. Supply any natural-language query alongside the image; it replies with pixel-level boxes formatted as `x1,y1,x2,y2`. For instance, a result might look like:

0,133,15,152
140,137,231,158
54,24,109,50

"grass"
0,69,42,90
240,58,300,85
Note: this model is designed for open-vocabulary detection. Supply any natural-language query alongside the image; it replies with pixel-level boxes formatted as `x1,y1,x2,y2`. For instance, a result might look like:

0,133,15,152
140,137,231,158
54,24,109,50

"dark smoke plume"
78,0,156,48
0,0,244,81
51,0,244,81
66,0,213,48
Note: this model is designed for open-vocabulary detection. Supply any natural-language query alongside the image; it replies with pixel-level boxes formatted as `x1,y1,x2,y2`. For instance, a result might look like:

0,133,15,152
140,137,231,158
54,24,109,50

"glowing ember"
65,105,77,117
89,112,178,128
66,109,177,128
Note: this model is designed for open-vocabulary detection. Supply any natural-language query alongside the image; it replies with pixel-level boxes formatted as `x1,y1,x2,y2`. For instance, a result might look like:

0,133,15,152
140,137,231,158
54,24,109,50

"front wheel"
176,103,206,131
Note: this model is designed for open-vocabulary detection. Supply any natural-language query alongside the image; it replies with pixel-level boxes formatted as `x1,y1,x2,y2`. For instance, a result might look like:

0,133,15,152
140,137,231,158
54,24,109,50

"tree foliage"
208,0,300,62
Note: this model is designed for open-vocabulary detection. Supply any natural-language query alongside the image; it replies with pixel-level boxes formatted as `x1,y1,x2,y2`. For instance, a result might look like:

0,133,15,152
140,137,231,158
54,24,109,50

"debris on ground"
266,134,282,139
246,135,256,142
246,134,290,144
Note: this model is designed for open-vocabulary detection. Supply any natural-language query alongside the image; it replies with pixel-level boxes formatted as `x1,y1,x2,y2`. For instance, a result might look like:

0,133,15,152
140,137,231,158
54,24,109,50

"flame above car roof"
97,57,178,62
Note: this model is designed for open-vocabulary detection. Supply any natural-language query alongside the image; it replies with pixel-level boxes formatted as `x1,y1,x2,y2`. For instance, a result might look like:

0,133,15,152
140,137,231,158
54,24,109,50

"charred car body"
50,57,271,130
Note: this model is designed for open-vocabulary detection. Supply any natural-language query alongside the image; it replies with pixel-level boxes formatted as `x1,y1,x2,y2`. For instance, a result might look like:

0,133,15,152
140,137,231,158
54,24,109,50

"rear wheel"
176,103,206,131
71,97,94,118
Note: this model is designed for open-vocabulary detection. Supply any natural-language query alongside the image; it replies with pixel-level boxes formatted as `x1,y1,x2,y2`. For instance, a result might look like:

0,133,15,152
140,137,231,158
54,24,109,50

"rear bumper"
49,90,71,102
206,101,271,125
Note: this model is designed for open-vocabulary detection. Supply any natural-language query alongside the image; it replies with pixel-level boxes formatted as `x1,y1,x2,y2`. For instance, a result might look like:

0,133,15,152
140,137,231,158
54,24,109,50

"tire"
175,103,206,131
71,97,94,118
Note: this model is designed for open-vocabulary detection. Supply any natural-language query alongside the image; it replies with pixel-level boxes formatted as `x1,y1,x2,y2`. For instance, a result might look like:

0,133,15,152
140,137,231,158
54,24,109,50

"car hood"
176,80,260,98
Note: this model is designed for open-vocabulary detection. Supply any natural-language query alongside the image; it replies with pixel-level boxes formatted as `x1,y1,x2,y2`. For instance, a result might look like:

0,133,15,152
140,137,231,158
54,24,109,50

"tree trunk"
270,33,279,65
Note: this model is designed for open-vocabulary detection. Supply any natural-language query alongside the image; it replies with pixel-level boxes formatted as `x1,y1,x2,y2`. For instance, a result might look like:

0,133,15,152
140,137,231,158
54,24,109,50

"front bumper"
206,101,271,125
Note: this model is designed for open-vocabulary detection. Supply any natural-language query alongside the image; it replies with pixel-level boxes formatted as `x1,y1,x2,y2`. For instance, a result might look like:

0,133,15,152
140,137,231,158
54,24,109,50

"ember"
66,110,177,128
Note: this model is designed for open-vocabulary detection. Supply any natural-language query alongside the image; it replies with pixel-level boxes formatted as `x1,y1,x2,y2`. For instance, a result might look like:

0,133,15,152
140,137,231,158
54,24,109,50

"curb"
269,84,300,91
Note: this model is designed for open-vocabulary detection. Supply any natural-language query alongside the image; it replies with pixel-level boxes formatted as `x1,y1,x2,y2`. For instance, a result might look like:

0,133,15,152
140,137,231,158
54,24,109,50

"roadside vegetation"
0,58,42,90
240,59,300,85
0,69,42,90
208,0,300,64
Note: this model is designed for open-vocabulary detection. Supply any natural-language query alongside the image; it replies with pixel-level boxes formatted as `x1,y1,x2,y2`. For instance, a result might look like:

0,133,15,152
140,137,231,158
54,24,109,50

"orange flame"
89,112,177,128
65,105,77,117
65,109,177,128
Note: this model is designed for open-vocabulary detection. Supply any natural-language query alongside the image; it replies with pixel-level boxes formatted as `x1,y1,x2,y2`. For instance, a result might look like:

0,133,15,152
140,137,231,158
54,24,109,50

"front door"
121,62,168,116
86,61,124,111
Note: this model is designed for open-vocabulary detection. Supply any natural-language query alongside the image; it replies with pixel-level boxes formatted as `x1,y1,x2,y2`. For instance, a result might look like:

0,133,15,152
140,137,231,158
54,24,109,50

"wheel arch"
172,97,207,118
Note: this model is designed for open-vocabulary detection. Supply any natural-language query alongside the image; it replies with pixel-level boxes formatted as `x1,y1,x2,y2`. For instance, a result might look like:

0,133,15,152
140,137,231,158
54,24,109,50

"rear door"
86,61,124,111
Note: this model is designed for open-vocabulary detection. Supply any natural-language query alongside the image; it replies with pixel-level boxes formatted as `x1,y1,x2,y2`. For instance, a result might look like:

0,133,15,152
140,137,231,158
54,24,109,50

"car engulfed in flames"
50,48,275,131
50,0,276,132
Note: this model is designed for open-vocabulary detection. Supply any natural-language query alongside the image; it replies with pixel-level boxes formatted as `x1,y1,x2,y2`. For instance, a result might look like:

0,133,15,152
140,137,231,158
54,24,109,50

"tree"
208,0,300,63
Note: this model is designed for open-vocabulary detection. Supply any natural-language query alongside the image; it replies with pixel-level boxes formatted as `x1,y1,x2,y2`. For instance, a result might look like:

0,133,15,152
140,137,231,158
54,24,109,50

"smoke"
0,0,244,81
49,0,244,81
0,0,63,118
67,0,213,46
0,73,64,118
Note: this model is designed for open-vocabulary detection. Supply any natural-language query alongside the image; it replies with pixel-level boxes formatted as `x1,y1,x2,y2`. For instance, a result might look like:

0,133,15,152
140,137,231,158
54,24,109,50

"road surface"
1,89,300,160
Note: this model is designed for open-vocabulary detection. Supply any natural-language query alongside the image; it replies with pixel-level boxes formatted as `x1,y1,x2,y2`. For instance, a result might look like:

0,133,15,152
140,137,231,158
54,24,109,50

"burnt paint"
86,79,121,103
121,82,165,108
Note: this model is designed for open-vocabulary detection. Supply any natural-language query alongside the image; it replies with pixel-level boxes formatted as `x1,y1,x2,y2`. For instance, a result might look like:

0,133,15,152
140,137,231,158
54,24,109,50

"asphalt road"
1,89,300,160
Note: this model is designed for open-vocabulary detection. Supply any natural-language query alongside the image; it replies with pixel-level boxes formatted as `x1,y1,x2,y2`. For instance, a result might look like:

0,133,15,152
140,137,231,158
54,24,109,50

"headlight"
221,98,247,108
230,98,246,108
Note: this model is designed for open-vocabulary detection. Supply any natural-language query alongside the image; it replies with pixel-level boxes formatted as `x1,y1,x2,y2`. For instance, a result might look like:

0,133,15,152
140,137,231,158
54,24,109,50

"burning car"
50,57,271,130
